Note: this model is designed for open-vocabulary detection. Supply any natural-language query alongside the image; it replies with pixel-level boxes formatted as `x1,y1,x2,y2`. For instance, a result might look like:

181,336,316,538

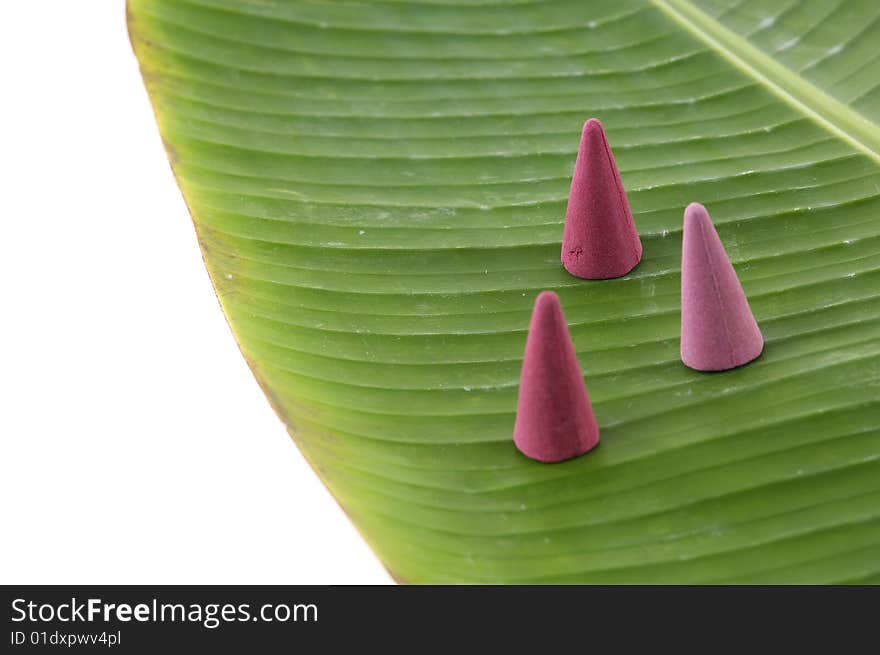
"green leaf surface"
128,0,880,583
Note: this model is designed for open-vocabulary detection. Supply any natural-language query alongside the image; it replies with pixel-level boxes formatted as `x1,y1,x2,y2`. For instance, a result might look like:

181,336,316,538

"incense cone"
562,118,642,279
681,203,763,372
514,291,600,463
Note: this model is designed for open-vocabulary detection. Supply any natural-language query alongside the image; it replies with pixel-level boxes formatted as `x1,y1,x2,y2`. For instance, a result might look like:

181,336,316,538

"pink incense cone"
513,291,600,463
562,118,642,279
681,203,763,372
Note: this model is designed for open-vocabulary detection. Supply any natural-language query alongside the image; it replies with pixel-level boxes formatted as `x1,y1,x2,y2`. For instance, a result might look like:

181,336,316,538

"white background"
0,2,390,584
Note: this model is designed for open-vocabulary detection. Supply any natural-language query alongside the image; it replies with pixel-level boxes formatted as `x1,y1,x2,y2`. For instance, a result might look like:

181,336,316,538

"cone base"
562,240,642,280
682,340,764,372
515,435,599,464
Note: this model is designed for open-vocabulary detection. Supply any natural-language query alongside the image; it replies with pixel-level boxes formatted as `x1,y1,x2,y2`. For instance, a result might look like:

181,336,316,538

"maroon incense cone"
562,118,642,279
680,203,764,372
513,291,600,463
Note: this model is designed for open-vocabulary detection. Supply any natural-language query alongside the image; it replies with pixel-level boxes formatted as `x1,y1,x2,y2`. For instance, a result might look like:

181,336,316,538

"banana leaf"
128,0,880,583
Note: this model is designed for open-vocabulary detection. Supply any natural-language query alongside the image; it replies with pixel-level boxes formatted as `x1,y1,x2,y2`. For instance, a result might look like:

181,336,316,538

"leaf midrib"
651,0,880,165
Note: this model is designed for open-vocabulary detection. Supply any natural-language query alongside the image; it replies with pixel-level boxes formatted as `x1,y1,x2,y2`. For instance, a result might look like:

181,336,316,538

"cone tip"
684,202,710,223
534,290,560,309
583,117,603,133
581,118,607,145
